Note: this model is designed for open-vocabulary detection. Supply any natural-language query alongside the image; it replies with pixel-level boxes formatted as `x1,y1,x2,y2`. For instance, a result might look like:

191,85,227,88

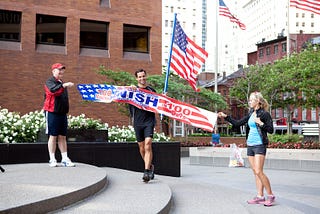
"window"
274,44,278,54
80,19,108,50
311,22,314,27
100,0,110,7
266,46,270,55
281,43,286,52
302,108,307,121
0,9,21,42
259,48,264,58
36,14,66,45
311,108,316,121
296,13,299,18
302,22,305,27
302,13,305,18
123,24,149,53
311,14,314,18
296,22,299,27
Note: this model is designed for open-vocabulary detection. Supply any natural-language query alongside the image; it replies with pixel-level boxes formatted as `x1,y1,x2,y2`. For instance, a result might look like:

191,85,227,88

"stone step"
189,147,320,172
0,163,172,214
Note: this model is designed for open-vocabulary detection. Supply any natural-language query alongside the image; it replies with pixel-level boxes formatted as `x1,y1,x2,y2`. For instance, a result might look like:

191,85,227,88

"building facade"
0,0,162,128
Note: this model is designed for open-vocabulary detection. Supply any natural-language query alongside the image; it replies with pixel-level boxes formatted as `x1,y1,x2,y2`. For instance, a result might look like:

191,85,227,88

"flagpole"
163,13,177,94
161,13,177,122
215,2,218,94
287,0,290,59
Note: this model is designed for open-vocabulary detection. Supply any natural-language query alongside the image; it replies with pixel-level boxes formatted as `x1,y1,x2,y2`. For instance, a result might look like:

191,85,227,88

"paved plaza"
1,157,319,213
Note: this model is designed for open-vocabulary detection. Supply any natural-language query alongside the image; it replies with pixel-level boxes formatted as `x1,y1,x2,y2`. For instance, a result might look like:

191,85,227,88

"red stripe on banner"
77,84,217,132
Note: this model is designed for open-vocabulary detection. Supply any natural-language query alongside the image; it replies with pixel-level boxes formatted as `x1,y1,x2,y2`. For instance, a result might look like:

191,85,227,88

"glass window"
259,48,264,58
100,0,110,7
123,24,149,53
274,44,278,54
80,19,108,50
282,43,286,52
36,14,66,45
266,46,270,55
311,108,316,121
0,9,21,42
302,108,307,121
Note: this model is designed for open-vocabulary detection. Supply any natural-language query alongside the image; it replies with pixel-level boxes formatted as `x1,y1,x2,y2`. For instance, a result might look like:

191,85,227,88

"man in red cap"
43,63,75,167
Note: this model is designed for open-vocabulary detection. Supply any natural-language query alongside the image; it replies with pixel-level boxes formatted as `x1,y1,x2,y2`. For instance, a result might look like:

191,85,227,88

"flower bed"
0,107,170,143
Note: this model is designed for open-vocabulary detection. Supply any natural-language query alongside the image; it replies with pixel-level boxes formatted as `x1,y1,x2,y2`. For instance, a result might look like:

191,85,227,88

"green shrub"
269,134,303,143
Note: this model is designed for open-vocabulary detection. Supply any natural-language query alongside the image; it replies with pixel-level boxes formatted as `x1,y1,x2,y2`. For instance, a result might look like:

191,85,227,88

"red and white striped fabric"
77,84,217,132
170,20,208,92
290,0,320,15
219,0,246,30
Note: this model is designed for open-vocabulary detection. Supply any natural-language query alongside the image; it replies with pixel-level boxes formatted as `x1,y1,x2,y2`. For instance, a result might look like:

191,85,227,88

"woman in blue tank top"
218,92,275,206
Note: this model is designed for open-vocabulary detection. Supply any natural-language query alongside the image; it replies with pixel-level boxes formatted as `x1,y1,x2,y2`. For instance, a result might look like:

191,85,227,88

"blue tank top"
247,114,263,146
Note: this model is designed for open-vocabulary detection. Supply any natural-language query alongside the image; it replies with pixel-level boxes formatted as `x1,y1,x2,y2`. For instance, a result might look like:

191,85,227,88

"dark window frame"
123,24,150,53
0,9,21,42
36,14,66,46
80,19,109,50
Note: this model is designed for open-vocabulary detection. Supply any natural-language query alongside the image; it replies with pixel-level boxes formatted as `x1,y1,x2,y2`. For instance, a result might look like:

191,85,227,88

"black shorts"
247,144,267,156
134,125,154,142
45,111,68,136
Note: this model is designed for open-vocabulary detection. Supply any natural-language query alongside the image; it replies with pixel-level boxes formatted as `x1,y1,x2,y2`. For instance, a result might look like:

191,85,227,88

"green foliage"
96,66,227,113
68,114,108,130
231,46,320,110
107,125,170,142
188,133,212,137
268,134,303,143
0,107,170,143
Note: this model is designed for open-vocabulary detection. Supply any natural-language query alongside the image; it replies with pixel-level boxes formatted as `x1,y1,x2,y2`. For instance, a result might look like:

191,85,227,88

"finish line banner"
77,84,217,132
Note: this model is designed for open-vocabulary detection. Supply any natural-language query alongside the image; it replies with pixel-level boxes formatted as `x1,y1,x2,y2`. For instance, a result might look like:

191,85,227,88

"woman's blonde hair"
250,91,269,111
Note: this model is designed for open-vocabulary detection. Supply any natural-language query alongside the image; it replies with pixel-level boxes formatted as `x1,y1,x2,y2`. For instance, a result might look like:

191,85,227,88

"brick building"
0,0,162,128
248,33,320,123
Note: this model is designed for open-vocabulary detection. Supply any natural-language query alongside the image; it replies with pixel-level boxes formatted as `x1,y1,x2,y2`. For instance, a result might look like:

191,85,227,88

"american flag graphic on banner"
170,19,208,92
77,84,217,132
219,0,246,30
290,0,320,15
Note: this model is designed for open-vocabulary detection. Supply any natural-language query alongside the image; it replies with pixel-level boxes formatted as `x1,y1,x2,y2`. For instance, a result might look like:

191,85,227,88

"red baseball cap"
51,63,65,70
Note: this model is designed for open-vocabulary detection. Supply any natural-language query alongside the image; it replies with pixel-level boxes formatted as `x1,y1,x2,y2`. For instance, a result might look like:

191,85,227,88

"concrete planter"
0,142,181,177
37,129,108,142
189,147,320,172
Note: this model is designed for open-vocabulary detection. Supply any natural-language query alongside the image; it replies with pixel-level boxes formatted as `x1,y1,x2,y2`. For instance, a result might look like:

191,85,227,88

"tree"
97,66,227,133
230,45,320,134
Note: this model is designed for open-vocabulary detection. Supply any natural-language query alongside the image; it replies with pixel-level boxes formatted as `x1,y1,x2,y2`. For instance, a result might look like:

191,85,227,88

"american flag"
219,0,246,30
290,0,320,15
170,19,208,92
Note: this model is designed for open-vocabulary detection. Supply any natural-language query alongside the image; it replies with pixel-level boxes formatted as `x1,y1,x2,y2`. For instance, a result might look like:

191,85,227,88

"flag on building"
170,19,208,92
219,0,246,30
290,0,320,15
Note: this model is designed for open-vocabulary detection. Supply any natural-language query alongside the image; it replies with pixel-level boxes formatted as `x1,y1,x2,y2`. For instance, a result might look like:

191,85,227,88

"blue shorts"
134,125,154,142
45,111,68,136
247,144,267,156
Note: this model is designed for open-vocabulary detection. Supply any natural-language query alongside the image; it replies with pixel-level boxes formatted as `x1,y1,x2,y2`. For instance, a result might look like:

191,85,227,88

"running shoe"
49,159,57,167
247,196,265,204
149,164,155,180
61,158,75,167
264,195,275,207
142,170,150,182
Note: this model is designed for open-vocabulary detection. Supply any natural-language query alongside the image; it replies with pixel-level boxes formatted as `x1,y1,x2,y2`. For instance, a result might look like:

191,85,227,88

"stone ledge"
189,147,320,172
